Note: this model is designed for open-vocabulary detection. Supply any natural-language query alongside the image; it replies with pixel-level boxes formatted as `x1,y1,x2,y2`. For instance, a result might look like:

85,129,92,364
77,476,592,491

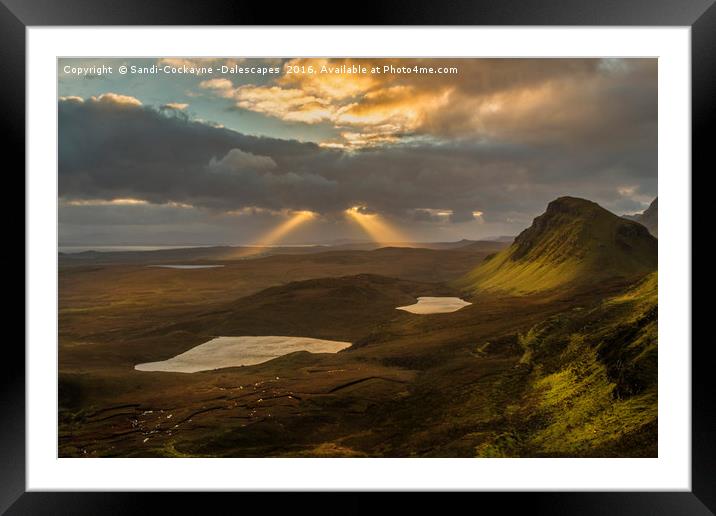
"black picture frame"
3,0,711,513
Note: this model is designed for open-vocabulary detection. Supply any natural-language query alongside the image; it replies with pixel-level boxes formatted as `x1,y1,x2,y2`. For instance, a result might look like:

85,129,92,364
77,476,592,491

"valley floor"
58,247,657,458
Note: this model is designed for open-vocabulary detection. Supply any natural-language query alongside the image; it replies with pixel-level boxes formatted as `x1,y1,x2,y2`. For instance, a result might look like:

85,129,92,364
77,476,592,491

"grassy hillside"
474,272,657,457
461,197,657,295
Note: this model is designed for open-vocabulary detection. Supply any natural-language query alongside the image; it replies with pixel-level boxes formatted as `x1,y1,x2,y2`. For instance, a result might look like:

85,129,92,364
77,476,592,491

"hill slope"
624,197,658,237
461,197,657,295
473,271,657,457
163,273,456,343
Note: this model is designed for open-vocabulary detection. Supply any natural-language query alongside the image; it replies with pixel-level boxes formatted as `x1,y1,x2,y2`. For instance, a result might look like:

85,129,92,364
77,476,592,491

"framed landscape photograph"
55,55,663,461
6,0,712,513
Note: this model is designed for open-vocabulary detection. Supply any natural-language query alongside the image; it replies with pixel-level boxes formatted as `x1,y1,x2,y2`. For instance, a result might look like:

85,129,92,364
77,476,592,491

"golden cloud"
277,58,379,100
58,95,84,103
233,85,335,124
64,198,149,206
162,102,189,110
196,58,656,149
90,93,143,107
198,78,234,93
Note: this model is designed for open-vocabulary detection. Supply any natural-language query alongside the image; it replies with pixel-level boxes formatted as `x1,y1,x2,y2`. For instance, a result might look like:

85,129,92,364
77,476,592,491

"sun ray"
344,206,409,246
235,210,315,257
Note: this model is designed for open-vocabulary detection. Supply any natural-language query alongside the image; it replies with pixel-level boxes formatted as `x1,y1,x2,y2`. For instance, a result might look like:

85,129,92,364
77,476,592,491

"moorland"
58,197,658,457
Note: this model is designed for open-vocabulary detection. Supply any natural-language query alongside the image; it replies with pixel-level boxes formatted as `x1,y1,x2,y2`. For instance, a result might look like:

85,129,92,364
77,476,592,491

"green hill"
474,271,658,457
460,197,657,295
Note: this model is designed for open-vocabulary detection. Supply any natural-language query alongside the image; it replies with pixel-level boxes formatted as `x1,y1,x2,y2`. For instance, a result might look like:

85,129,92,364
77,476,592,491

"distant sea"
58,243,326,254
58,245,215,254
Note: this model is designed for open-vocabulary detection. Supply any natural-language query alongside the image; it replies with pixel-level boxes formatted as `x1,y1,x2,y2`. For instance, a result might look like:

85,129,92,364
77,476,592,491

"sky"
58,57,657,247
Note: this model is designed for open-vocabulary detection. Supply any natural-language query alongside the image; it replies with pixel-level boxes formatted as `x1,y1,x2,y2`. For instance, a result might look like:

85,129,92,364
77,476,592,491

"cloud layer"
198,58,657,150
58,58,657,244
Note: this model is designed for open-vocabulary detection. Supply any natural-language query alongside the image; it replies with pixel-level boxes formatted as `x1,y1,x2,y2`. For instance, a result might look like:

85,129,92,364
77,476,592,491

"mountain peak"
461,197,657,295
546,196,602,213
623,197,658,237
511,196,630,261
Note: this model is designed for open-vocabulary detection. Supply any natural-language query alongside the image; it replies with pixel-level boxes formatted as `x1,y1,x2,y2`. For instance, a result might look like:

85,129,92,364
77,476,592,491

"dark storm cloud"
59,202,204,226
59,95,340,212
59,60,657,230
417,59,658,147
449,209,476,224
411,209,445,223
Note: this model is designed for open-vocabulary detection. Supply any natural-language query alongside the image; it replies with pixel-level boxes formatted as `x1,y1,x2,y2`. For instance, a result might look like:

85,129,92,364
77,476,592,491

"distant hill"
484,235,516,243
624,198,658,237
167,274,456,342
457,240,511,253
58,239,509,266
460,197,657,295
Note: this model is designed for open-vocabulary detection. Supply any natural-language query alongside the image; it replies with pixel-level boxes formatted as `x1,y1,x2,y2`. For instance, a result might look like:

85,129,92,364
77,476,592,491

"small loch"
148,265,225,269
135,336,351,373
396,296,472,314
